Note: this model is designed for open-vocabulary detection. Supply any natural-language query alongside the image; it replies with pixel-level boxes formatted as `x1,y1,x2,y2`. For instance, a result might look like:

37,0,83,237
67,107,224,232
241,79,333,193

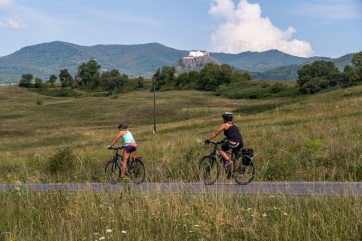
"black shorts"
221,141,243,152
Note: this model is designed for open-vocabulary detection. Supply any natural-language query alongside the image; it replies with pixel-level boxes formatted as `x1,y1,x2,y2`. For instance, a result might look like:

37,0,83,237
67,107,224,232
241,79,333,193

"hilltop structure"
174,50,220,75
184,50,209,59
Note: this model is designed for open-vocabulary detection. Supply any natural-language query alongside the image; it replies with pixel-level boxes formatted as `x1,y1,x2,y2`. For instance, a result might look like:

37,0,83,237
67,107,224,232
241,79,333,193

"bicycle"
105,146,146,184
198,141,255,185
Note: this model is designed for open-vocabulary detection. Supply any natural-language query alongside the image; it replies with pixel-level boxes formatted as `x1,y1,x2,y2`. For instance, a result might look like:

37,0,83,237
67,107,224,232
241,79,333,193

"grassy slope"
0,86,361,183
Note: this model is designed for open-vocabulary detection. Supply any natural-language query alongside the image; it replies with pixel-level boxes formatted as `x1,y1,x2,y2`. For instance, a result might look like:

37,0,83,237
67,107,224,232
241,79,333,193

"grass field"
1,85,361,183
1,85,362,240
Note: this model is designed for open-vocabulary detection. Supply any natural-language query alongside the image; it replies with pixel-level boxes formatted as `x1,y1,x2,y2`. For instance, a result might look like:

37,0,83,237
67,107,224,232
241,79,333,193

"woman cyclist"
205,112,243,167
108,124,137,180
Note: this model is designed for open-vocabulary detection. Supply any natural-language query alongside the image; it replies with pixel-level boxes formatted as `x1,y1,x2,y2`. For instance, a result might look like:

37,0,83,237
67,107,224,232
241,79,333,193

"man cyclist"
108,124,137,180
205,112,243,167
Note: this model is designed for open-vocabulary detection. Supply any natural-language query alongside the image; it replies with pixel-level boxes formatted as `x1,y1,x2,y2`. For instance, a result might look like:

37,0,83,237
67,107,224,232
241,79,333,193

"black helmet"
118,123,128,129
222,112,233,121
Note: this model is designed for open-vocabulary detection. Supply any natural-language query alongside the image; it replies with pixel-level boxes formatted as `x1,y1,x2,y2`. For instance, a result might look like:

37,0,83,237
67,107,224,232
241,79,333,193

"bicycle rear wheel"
233,156,255,185
105,160,121,184
198,156,220,185
128,159,146,184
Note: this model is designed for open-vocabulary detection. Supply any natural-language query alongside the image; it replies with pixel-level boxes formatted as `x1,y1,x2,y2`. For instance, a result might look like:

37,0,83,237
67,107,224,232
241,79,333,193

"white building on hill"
187,50,209,58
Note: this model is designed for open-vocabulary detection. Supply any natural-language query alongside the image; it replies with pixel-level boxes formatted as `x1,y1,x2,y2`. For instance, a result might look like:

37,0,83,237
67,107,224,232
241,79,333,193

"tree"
352,51,362,68
162,66,175,84
175,73,189,89
77,60,101,87
100,69,127,92
220,64,232,85
34,78,43,88
351,51,362,82
136,76,144,88
197,63,232,91
46,74,57,86
19,74,33,88
175,71,200,90
297,60,340,94
197,63,219,91
59,69,74,88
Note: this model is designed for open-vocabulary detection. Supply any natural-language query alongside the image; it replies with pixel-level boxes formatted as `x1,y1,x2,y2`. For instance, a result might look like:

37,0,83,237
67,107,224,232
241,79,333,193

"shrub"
48,147,76,176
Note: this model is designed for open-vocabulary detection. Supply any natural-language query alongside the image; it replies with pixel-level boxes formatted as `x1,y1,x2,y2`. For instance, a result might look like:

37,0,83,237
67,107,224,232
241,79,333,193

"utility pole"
153,82,156,134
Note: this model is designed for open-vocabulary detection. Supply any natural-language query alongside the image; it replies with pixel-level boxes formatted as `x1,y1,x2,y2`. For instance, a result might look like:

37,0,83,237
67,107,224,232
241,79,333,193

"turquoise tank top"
122,131,136,146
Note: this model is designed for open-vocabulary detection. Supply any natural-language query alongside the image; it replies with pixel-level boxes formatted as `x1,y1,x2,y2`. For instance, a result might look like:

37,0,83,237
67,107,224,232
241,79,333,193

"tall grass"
1,189,361,241
0,86,362,183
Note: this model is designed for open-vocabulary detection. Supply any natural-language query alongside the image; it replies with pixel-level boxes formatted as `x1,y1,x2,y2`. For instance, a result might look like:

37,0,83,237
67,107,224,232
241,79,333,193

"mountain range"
0,41,356,83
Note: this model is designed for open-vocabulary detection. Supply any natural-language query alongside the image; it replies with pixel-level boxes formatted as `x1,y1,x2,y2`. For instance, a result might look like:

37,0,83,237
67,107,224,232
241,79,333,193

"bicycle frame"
199,141,255,185
208,142,235,169
105,146,146,184
110,146,141,162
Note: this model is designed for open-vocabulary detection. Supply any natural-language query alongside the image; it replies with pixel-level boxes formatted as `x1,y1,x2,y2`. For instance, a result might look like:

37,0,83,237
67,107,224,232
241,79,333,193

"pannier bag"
241,148,253,157
241,148,253,166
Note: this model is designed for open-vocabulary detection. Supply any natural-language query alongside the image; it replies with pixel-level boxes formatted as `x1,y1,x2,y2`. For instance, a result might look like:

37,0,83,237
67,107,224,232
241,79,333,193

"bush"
48,147,76,176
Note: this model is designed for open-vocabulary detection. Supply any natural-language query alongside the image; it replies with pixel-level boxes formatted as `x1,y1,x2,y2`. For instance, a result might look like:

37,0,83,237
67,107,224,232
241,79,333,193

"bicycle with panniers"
199,141,255,185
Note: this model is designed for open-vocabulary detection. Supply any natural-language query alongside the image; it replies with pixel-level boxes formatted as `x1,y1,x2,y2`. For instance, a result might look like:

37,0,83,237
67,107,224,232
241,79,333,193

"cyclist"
205,112,243,167
108,124,137,180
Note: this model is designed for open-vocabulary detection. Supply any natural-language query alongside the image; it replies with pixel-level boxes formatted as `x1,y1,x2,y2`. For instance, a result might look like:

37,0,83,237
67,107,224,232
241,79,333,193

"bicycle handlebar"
204,141,223,145
107,146,124,150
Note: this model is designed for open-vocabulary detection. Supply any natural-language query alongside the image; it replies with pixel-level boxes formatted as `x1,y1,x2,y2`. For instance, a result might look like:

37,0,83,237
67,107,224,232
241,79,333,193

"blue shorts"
124,143,137,154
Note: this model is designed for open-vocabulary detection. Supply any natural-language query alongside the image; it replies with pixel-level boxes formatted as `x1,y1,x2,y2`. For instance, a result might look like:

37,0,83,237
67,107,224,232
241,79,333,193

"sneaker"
121,176,130,182
224,160,232,167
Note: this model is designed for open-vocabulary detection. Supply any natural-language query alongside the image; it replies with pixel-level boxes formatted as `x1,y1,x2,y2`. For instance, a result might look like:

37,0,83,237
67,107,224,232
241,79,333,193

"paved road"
1,182,362,196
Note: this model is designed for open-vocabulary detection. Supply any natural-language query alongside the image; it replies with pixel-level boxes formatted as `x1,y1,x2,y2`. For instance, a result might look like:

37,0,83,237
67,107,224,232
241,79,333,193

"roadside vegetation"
1,190,361,241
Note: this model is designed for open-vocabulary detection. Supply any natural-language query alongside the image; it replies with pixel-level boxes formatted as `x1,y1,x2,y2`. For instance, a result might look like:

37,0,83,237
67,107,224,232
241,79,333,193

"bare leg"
218,149,230,161
121,152,130,178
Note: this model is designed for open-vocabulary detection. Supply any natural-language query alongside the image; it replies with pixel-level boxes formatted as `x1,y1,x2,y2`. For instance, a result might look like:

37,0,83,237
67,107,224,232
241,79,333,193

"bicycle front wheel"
128,159,146,184
198,156,220,185
105,160,121,184
233,157,255,185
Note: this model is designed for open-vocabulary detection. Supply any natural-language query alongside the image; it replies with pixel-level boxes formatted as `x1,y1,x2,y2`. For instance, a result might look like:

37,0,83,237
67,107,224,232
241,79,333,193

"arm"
208,124,226,141
109,130,125,147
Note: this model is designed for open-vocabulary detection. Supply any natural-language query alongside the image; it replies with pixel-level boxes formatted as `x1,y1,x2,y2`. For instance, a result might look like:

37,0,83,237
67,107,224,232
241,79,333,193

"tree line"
18,59,144,92
151,63,252,91
151,52,362,95
297,52,362,94
18,52,362,97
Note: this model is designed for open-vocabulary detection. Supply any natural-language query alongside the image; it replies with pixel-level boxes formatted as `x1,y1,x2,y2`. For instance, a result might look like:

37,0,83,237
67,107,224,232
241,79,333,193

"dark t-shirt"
224,124,243,143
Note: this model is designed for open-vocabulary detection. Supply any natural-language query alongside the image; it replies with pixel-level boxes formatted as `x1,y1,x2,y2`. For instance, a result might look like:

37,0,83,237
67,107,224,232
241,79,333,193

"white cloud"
0,17,26,29
208,0,314,57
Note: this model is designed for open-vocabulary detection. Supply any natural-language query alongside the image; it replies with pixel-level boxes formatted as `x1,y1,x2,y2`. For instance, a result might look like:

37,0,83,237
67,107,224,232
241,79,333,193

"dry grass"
1,190,361,241
1,86,362,182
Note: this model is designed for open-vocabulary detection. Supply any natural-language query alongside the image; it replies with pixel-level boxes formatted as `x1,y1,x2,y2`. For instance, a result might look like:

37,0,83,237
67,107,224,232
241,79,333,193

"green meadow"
1,85,362,240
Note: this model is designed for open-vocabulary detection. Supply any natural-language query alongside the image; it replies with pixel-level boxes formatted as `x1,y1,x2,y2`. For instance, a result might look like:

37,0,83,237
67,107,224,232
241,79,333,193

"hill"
0,41,357,83
0,41,188,83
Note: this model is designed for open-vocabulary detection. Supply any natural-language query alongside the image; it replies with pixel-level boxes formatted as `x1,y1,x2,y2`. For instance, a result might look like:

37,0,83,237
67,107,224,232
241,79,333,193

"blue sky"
0,0,361,58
